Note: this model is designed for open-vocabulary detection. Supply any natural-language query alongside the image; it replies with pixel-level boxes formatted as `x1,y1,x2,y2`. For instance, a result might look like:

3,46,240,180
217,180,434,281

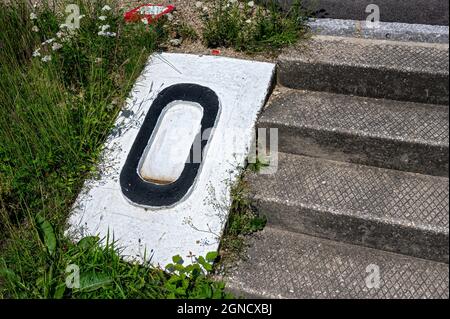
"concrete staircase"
224,19,449,298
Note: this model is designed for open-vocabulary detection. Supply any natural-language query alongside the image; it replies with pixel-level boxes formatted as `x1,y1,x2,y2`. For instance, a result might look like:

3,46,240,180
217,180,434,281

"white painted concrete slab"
67,53,275,267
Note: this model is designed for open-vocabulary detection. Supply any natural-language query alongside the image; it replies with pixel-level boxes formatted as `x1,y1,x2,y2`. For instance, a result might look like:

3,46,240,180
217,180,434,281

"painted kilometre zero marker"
67,53,275,266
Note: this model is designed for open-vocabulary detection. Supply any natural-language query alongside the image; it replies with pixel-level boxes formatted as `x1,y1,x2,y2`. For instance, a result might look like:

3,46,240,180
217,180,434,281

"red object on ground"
211,49,221,55
124,4,175,24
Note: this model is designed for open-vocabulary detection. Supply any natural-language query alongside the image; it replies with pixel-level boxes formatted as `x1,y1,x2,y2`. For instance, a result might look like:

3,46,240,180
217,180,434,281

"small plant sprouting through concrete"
219,173,267,262
248,156,270,173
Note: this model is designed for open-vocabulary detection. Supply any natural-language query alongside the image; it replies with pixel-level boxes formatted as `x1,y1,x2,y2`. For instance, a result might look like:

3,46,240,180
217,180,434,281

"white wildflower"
101,5,112,11
79,14,85,20
166,13,173,21
195,2,202,9
245,19,252,24
32,25,39,32
32,48,41,57
247,1,255,7
98,30,116,37
41,55,52,62
99,24,110,32
52,42,63,51
56,31,64,38
30,12,37,20
141,18,149,25
42,38,55,45
169,38,182,47
98,15,107,21
60,23,69,29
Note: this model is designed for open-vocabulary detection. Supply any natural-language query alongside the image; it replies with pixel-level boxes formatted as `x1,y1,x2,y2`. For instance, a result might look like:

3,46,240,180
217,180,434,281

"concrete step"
258,89,449,177
225,227,449,299
278,35,449,105
274,0,449,26
309,18,449,44
246,153,449,263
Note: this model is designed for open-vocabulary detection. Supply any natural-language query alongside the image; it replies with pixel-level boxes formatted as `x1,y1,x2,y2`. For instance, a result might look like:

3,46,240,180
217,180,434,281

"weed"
219,174,266,261
165,252,233,299
172,21,199,42
199,0,311,53
0,214,229,299
248,156,270,173
0,0,227,299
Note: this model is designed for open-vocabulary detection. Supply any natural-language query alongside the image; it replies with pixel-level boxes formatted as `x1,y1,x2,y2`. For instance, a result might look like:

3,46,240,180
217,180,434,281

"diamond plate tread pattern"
258,89,449,176
247,153,449,262
251,153,449,230
260,90,449,145
282,36,449,74
278,36,449,105
225,227,449,299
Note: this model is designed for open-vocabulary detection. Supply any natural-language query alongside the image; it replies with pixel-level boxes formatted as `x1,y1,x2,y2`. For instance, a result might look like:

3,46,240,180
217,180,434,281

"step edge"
222,226,450,299
257,120,450,148
250,192,449,236
278,58,450,76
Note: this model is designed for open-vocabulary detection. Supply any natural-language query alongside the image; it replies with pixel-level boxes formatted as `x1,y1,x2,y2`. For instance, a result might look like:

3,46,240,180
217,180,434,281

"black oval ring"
120,83,220,207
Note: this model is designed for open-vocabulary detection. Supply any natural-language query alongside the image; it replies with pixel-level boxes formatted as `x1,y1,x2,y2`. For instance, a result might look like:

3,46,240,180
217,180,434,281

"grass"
0,0,308,299
199,0,311,53
0,0,230,299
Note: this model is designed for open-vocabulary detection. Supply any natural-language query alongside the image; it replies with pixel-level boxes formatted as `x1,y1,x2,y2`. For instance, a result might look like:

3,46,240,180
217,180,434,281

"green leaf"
172,255,184,265
204,263,213,272
0,266,18,283
54,283,66,299
197,256,213,272
77,236,99,250
165,263,175,272
176,286,187,295
206,251,218,262
35,214,57,256
79,272,112,292
174,264,185,273
213,283,226,299
200,284,213,299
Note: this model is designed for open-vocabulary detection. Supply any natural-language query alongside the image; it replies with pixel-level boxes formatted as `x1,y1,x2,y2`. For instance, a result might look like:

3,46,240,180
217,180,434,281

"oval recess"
120,83,220,208
138,101,204,185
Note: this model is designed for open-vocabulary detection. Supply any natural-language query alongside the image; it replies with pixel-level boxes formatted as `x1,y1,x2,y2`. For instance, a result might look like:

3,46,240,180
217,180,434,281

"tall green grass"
0,0,230,299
